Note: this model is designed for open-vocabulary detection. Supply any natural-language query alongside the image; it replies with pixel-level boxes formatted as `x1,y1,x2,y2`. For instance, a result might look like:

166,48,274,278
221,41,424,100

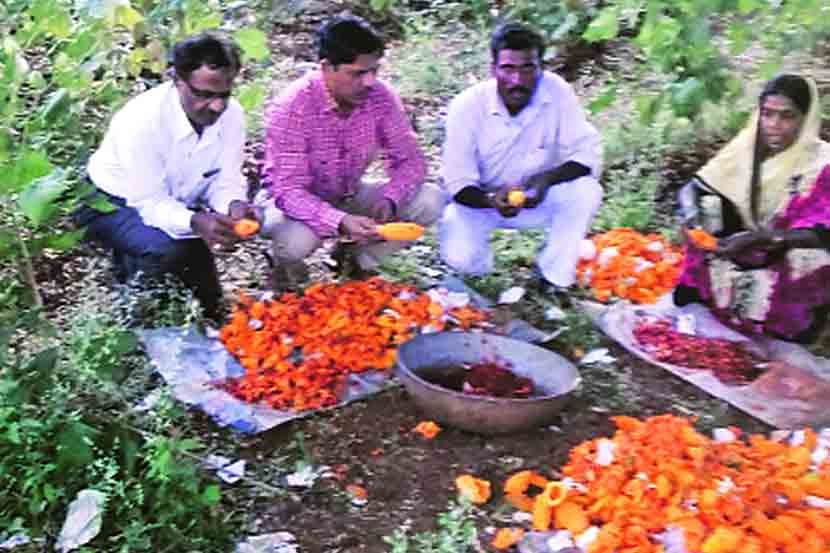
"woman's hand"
715,229,789,268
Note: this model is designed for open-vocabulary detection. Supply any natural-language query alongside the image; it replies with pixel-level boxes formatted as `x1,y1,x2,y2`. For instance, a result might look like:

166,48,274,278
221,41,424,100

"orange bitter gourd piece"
491,528,525,550
376,222,424,241
455,475,491,504
686,227,717,251
234,218,260,238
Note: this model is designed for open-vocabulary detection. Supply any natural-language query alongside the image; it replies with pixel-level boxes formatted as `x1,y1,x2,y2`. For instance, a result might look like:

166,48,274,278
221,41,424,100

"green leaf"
25,347,59,375
44,229,85,251
125,47,147,77
669,77,706,118
588,82,617,114
109,4,144,31
233,28,269,62
726,22,753,56
758,58,781,80
635,93,662,125
46,7,72,38
737,0,760,14
372,0,397,10
0,229,17,259
3,151,51,194
582,7,619,42
84,193,119,213
57,421,97,470
18,168,68,227
64,28,100,61
39,88,71,122
30,0,72,38
111,330,138,355
236,82,267,113
201,484,221,505
27,70,47,90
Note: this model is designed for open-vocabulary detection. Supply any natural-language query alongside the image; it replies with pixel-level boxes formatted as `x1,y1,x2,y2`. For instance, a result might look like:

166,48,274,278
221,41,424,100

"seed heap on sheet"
576,228,683,304
634,318,766,384
218,277,488,411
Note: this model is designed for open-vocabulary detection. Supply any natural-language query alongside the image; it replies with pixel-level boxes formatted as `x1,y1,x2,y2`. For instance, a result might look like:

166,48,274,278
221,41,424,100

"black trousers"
76,192,222,320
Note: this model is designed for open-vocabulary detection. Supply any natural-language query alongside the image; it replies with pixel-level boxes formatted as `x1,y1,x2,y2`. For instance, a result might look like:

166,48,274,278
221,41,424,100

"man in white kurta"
439,23,602,289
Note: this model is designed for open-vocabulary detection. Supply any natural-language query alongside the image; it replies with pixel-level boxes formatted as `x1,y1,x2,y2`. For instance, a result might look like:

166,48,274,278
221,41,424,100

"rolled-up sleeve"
207,102,247,214
439,93,482,197
376,89,426,206
264,96,345,237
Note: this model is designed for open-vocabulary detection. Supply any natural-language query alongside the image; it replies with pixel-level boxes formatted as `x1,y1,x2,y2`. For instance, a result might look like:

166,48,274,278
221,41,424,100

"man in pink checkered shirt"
262,15,445,288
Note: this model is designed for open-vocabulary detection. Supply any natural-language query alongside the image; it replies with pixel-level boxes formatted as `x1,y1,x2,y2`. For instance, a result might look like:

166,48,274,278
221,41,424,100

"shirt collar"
312,70,374,117
312,71,343,114
166,81,226,142
167,82,198,141
486,72,553,117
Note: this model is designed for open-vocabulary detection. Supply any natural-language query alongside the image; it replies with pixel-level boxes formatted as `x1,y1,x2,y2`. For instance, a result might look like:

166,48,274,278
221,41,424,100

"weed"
292,430,313,471
114,274,204,329
383,500,478,553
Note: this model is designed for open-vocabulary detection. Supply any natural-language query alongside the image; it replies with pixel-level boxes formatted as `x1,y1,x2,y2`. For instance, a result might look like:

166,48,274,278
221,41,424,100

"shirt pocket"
477,132,513,162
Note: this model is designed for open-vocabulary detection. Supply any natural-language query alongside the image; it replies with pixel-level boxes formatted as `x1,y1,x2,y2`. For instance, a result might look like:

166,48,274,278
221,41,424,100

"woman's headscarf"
697,74,830,229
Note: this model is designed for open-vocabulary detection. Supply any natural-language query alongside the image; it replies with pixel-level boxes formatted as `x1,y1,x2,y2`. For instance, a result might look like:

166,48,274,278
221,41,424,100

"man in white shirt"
439,23,602,291
79,31,258,320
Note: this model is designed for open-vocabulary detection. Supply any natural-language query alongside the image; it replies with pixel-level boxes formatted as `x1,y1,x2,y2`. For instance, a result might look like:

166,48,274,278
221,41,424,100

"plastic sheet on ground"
583,298,830,429
140,326,397,433
140,279,553,434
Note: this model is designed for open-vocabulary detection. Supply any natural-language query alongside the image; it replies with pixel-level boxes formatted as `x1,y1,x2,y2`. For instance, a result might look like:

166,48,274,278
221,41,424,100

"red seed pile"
462,361,534,399
633,318,766,384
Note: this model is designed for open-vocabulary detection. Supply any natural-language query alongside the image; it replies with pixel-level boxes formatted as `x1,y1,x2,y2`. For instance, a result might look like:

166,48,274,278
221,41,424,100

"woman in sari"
675,74,830,342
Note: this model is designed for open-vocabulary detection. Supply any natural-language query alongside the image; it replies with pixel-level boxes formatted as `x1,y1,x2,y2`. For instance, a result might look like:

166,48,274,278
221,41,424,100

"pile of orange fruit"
576,228,684,304
492,414,830,552
218,277,488,411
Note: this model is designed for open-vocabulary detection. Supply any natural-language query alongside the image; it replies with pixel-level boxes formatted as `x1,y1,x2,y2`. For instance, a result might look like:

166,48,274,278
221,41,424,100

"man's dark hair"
316,15,384,66
490,23,545,63
172,31,242,81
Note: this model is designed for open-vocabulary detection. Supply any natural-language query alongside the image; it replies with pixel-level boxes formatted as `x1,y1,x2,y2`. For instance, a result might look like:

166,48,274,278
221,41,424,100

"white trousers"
438,176,603,287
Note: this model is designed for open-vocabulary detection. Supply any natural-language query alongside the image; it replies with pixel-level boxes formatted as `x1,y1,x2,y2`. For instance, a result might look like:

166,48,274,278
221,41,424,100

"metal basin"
396,332,580,434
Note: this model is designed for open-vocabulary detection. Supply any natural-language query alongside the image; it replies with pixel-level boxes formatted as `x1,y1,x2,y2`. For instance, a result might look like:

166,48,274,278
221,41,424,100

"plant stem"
17,234,43,308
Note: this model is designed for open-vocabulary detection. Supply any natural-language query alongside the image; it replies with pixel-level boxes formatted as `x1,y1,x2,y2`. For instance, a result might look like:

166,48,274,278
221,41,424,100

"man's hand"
228,199,263,223
489,184,522,218
522,174,550,209
339,214,379,242
192,211,239,249
368,198,396,223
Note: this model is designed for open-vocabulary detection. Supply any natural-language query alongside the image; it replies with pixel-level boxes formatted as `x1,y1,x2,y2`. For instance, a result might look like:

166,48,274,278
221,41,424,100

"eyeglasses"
183,79,233,101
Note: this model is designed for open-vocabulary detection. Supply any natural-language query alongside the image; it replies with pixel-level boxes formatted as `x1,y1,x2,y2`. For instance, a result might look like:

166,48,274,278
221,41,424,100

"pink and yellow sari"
677,78,830,340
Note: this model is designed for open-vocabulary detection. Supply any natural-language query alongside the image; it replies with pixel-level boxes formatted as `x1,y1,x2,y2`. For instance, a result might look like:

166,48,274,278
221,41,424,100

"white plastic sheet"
584,299,830,428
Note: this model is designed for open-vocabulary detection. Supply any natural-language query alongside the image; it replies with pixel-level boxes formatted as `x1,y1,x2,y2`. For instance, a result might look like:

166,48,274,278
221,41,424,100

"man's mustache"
509,86,530,94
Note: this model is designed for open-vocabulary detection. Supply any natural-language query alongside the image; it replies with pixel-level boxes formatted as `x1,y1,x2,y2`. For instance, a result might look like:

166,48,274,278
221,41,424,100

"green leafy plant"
0,304,231,550
383,500,477,553
0,0,269,309
580,0,830,123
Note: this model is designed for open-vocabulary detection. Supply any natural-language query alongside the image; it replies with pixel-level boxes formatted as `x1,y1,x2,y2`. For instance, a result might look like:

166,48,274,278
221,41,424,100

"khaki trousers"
270,182,446,283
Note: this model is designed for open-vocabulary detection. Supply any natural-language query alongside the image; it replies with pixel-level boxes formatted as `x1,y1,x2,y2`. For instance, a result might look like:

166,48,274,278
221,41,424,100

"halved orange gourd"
376,222,424,241
686,227,717,251
507,189,526,207
234,218,260,238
